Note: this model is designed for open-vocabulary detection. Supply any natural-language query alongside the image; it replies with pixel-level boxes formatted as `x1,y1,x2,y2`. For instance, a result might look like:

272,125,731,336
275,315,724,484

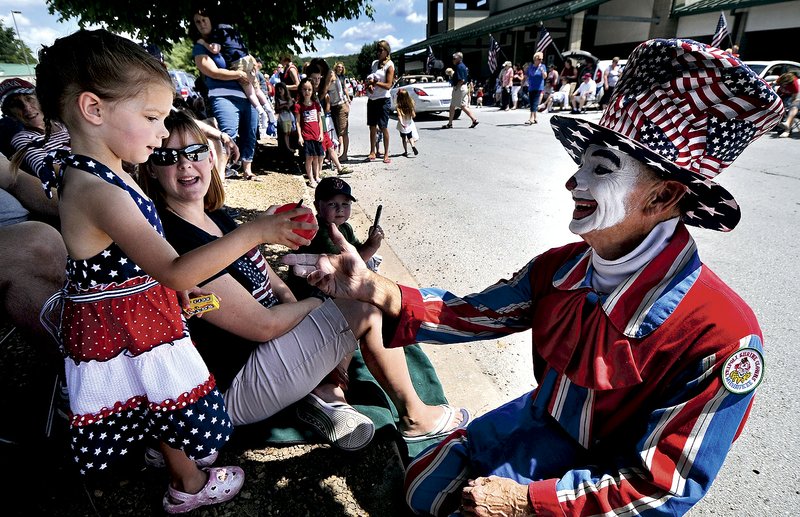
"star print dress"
40,155,233,477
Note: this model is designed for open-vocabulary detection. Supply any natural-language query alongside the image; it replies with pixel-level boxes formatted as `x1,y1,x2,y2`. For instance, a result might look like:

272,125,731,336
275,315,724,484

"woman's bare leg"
368,126,377,158
334,299,464,436
381,127,390,161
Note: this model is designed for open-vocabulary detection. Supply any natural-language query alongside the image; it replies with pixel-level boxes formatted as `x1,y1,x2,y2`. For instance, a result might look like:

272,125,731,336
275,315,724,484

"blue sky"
0,0,429,58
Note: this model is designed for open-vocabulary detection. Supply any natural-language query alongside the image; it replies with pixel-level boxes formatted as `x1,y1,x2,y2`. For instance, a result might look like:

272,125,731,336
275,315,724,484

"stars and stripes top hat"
550,38,784,232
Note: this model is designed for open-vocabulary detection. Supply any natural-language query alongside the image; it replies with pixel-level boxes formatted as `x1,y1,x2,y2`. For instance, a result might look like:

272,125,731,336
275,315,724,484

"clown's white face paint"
566,144,645,236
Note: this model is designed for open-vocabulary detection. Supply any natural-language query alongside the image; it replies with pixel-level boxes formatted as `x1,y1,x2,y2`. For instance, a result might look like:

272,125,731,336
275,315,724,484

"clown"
284,39,781,516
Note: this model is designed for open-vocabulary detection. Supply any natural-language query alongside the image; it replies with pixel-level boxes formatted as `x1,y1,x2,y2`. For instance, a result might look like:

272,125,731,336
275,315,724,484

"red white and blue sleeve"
389,259,537,348
528,334,762,516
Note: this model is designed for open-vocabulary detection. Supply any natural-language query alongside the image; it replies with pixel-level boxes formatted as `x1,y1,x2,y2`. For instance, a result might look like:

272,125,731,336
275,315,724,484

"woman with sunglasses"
140,110,470,450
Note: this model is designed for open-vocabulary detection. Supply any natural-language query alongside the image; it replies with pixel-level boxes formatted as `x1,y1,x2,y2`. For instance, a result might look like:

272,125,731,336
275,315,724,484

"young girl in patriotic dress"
34,29,315,514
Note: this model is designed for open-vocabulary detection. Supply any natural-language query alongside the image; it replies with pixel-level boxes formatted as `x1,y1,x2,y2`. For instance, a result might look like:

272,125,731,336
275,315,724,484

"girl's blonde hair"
138,110,225,212
334,61,347,75
395,89,415,117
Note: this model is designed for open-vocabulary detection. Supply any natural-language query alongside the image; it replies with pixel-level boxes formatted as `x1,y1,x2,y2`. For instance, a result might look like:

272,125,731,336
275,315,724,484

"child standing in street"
307,63,352,176
34,29,315,514
395,89,418,157
294,77,324,187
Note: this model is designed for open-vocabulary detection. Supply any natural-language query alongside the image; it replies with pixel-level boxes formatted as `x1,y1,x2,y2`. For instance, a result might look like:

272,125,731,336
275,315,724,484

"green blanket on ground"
232,344,449,462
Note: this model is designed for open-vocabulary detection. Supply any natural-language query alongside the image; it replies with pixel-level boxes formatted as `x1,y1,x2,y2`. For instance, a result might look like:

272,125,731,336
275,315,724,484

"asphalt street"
341,96,800,513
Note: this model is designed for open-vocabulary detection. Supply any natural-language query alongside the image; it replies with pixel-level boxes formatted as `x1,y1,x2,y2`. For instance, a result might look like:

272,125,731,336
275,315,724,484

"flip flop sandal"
145,447,218,469
383,157,392,164
441,123,453,129
469,120,480,128
401,404,472,443
163,466,245,514
366,154,376,162
524,120,533,125
412,147,419,155
297,393,376,451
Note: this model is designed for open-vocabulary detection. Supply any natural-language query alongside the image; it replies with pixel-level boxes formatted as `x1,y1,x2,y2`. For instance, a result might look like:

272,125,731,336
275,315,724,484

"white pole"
10,10,32,78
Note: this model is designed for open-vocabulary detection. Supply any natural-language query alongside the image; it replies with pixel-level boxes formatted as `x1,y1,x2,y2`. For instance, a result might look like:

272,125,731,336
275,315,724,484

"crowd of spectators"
458,51,630,118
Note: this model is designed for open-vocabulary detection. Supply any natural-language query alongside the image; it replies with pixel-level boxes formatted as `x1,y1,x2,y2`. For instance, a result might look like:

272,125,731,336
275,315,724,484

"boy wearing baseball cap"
288,177,384,298
302,177,384,272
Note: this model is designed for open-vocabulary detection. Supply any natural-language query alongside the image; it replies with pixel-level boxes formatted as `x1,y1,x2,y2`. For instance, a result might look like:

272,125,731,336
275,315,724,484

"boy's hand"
297,136,304,146
367,224,384,246
222,135,240,162
282,224,372,299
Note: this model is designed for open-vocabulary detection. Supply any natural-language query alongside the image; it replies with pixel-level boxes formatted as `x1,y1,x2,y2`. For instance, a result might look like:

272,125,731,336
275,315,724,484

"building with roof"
396,0,800,77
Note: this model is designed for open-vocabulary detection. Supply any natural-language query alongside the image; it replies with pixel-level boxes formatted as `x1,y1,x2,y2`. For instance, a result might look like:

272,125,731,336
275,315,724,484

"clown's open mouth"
572,198,597,220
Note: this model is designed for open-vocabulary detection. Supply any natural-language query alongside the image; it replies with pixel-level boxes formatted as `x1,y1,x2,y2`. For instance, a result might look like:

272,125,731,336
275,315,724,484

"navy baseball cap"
315,177,357,202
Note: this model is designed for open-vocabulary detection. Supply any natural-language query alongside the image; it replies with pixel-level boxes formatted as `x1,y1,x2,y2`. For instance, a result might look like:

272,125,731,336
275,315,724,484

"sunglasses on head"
149,143,210,166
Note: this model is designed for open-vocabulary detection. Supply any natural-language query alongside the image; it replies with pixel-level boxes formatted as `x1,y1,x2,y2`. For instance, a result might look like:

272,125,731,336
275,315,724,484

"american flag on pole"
711,12,729,49
426,46,435,74
535,26,553,54
488,36,501,73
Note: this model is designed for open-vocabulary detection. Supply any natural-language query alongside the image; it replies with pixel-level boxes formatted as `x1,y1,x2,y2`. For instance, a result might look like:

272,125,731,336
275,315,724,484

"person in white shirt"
540,76,573,112
570,73,597,113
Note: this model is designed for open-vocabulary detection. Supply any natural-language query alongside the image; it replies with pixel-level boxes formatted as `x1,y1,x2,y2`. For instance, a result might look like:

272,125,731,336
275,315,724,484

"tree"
355,41,378,81
163,38,197,75
0,21,37,64
46,0,374,56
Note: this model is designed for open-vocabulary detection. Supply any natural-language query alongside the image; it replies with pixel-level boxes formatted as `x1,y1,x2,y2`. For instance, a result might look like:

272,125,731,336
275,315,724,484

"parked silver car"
743,60,800,84
390,75,458,117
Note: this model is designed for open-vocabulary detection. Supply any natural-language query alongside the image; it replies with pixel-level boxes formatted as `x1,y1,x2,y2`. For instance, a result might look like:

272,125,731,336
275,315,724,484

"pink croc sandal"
163,466,245,514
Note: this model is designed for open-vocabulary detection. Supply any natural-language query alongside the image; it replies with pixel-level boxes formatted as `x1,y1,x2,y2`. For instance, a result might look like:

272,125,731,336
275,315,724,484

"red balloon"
275,203,317,240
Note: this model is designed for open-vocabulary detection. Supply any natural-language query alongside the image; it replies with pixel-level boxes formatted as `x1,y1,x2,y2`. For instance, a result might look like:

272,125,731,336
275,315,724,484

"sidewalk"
347,204,507,416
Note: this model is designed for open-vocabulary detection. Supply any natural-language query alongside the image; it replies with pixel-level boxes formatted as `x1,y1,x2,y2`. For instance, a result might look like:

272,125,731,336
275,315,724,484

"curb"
347,204,507,416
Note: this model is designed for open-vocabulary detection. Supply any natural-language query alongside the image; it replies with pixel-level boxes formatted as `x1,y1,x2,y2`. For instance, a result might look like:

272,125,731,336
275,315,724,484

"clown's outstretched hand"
283,223,367,293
